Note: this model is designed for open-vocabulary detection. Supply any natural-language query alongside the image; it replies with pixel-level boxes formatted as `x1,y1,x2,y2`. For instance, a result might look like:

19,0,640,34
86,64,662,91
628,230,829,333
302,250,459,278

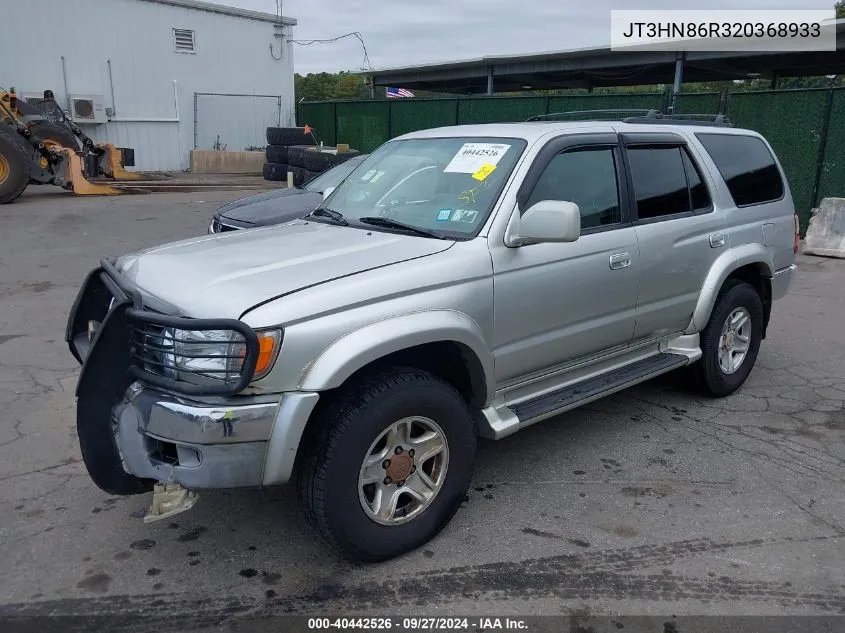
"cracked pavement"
0,188,843,629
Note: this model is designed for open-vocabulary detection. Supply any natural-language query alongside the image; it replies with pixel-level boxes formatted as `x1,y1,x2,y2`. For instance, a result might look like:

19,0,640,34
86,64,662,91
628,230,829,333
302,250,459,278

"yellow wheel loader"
0,88,140,203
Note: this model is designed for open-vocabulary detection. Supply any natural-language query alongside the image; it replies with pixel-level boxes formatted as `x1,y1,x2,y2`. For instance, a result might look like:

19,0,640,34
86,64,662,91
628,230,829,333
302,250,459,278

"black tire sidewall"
29,121,80,151
263,162,288,181
266,127,317,147
697,281,763,396
317,374,475,561
0,131,30,204
265,144,288,164
286,146,312,169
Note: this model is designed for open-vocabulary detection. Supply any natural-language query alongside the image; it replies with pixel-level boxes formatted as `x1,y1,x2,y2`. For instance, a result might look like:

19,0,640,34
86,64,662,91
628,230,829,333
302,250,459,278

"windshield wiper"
308,207,348,226
358,216,443,239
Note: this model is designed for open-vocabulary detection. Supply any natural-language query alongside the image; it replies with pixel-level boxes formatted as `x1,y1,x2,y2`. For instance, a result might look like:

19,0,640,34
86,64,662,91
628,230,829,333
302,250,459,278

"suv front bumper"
114,384,319,489
67,259,320,492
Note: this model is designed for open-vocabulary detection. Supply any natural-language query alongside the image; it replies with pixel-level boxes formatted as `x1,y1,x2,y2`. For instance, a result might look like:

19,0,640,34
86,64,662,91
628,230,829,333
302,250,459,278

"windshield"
303,156,365,193
320,137,527,237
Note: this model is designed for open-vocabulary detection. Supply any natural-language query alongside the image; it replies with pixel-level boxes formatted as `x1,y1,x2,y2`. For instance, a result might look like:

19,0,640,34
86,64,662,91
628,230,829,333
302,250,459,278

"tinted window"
681,148,711,211
696,133,784,206
526,148,621,229
627,147,691,219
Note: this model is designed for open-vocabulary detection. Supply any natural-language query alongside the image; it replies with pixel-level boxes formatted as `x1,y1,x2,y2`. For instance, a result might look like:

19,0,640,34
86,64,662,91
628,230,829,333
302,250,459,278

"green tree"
836,1,845,18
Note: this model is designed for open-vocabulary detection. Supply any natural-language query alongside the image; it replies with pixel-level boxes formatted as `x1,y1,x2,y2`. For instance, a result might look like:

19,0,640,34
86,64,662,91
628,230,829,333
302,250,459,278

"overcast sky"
214,0,837,73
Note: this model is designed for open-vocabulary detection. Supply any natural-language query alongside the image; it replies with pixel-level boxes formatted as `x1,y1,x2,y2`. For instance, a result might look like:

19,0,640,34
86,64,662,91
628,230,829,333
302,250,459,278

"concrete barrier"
190,150,265,174
803,197,845,259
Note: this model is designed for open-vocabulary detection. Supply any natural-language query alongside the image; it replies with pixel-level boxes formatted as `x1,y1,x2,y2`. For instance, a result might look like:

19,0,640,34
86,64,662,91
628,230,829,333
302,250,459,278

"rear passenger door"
621,132,727,342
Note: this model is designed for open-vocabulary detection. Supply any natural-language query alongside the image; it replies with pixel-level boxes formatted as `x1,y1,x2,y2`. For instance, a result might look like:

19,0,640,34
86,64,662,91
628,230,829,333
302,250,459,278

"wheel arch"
687,245,774,337
298,310,494,408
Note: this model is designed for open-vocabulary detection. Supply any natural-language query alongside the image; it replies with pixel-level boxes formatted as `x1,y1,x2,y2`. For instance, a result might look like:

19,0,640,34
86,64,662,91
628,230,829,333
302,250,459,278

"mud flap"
72,278,154,496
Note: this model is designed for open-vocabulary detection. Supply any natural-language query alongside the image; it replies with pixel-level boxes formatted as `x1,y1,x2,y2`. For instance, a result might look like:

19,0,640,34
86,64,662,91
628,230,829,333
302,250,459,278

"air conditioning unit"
69,94,107,124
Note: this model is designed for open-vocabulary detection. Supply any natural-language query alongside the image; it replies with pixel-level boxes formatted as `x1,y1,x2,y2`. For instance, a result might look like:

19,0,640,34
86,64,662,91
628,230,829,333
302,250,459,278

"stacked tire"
286,145,362,187
263,126,316,183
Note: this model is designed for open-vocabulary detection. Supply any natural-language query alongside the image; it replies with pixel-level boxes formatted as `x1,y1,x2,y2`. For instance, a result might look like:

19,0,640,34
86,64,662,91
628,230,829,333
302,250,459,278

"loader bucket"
99,143,143,180
62,149,134,196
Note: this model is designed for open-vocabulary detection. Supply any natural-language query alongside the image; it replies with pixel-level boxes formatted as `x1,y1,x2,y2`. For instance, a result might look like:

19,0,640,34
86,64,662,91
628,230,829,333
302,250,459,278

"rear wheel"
28,121,81,152
297,367,476,562
0,131,30,204
694,280,763,397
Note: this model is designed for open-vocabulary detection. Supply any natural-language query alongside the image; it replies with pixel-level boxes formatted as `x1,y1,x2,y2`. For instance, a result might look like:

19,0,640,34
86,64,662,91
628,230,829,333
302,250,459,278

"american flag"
386,87,415,98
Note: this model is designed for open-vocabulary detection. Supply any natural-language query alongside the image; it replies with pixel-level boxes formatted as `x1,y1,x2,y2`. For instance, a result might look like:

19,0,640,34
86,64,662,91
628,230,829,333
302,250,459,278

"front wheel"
297,367,476,562
694,280,764,397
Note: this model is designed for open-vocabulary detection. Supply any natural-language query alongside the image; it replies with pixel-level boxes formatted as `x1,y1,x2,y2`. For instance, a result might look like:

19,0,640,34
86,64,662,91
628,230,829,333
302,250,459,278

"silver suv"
66,115,799,562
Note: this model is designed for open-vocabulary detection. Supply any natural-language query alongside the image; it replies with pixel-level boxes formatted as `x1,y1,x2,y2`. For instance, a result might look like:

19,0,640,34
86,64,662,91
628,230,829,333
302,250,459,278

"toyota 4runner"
66,114,799,561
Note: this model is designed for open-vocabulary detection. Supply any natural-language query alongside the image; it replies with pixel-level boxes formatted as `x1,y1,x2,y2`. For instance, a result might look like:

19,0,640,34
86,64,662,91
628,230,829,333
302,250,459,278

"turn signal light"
793,214,800,255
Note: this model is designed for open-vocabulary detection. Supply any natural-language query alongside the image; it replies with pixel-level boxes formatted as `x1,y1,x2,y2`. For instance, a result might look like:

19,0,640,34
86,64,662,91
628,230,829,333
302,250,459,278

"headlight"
160,328,281,382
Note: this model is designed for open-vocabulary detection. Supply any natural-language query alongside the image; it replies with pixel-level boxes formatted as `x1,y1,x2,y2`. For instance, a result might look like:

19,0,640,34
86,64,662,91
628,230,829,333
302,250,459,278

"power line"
290,31,373,71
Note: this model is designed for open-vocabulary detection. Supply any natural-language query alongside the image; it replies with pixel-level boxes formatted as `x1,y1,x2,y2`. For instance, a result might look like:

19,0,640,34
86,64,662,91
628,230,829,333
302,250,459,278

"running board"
510,352,689,423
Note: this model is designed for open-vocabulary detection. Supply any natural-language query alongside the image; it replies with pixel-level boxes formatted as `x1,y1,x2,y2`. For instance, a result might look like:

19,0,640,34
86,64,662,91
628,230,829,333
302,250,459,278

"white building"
0,0,296,171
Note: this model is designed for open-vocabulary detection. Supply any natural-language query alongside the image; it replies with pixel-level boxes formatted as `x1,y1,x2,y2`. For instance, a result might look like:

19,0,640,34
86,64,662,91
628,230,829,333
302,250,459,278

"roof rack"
526,110,733,127
625,113,734,127
526,109,659,122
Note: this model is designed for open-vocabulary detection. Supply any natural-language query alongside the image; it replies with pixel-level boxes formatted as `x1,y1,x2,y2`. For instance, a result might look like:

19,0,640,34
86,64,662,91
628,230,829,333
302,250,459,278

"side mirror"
322,186,335,200
508,200,581,246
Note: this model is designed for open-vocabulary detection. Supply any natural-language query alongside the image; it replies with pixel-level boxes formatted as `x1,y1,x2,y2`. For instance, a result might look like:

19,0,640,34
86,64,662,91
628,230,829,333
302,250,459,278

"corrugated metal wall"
0,0,295,171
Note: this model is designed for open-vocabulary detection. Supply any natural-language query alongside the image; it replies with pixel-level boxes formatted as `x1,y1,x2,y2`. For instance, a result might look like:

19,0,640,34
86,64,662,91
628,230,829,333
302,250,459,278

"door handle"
709,233,726,248
609,253,631,270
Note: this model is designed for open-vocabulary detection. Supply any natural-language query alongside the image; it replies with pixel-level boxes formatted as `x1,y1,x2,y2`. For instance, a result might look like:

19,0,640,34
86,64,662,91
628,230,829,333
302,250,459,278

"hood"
217,188,323,227
116,221,454,319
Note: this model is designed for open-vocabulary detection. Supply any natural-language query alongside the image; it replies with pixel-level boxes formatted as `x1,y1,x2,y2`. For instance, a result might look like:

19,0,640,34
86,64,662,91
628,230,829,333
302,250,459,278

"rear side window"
627,146,712,220
696,133,784,206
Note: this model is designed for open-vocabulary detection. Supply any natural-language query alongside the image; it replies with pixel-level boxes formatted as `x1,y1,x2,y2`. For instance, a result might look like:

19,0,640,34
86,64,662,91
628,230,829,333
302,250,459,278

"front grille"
68,259,261,396
212,218,239,233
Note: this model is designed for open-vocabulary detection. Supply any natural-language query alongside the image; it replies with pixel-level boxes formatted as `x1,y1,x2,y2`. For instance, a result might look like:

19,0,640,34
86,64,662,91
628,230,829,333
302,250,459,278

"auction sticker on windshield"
445,143,511,174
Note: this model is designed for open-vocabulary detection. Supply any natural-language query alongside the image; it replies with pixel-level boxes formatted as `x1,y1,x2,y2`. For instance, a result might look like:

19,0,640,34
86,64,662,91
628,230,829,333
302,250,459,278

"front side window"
525,147,621,230
322,137,527,237
696,133,784,207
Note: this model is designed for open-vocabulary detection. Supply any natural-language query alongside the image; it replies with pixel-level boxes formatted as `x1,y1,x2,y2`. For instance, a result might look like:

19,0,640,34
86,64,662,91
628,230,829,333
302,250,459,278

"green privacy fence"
298,88,845,229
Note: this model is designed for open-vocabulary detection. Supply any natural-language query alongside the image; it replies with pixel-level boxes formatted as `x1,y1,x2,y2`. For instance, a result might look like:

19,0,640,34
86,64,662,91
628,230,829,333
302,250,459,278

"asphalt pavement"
0,187,843,631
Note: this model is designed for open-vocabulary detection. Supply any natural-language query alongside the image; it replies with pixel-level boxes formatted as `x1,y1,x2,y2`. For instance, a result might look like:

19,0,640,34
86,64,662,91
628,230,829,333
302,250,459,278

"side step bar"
510,352,689,422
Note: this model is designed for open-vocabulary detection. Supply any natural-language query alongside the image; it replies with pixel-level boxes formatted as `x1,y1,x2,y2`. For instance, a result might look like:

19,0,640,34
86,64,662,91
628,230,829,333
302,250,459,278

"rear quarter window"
696,133,784,207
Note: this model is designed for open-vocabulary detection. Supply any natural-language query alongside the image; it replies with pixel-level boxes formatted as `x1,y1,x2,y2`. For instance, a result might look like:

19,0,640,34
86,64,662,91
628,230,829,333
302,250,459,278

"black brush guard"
66,258,261,398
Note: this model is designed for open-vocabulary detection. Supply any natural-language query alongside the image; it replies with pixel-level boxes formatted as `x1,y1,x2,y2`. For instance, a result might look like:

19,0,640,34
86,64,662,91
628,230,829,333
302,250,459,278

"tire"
263,162,288,182
266,126,317,147
286,145,314,169
302,149,333,173
694,279,764,397
326,150,361,168
0,130,31,204
266,144,288,164
297,367,476,562
292,166,310,187
28,121,81,151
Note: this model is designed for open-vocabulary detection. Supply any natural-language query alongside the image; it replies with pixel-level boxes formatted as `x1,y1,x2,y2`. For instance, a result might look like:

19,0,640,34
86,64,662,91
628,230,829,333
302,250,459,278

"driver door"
490,133,640,384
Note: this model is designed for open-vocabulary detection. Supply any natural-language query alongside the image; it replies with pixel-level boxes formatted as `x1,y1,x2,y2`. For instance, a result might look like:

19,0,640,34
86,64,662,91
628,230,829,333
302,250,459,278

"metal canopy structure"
369,20,845,98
